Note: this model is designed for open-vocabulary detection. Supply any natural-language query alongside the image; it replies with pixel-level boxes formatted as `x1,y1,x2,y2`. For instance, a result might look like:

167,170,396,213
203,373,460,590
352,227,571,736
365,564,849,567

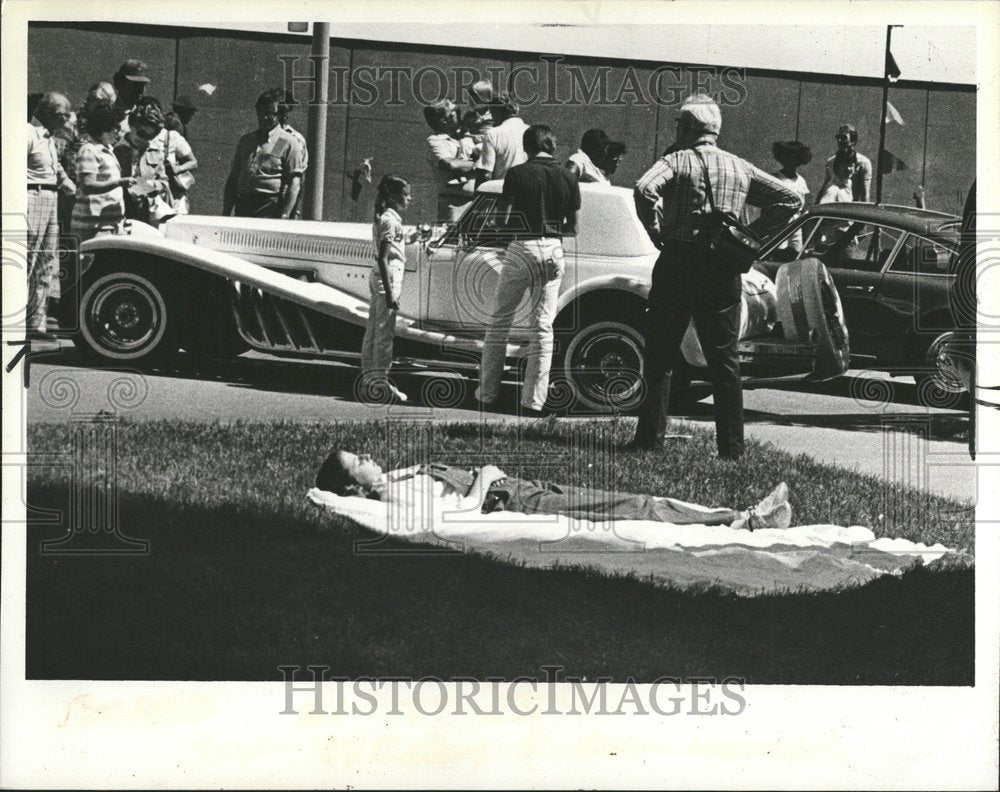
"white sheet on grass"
307,488,957,595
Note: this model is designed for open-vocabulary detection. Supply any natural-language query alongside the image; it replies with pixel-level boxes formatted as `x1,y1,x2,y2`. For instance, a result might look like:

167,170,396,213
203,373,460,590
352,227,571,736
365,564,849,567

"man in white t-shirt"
818,151,857,205
475,94,529,186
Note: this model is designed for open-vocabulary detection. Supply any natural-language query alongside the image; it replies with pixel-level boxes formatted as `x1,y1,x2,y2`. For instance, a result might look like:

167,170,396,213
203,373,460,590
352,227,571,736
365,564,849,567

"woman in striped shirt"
71,101,134,242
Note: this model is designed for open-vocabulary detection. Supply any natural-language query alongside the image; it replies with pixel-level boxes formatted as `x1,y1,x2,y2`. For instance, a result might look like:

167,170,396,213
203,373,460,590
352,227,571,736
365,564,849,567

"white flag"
885,100,904,125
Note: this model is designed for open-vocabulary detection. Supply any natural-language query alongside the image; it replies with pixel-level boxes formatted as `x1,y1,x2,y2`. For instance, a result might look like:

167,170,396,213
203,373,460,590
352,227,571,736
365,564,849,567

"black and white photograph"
2,0,998,788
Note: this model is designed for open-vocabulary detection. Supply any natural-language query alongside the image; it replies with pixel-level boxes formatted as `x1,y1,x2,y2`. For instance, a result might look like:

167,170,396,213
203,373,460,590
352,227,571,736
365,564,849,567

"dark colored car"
754,203,965,405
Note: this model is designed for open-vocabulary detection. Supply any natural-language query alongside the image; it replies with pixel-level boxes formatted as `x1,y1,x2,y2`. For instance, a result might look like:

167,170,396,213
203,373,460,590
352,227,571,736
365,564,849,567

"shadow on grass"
27,483,973,684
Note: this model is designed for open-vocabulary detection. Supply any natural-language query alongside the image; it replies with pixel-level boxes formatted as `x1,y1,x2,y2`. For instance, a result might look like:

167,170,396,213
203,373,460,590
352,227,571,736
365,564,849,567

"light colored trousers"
361,260,405,383
477,238,564,410
26,190,58,332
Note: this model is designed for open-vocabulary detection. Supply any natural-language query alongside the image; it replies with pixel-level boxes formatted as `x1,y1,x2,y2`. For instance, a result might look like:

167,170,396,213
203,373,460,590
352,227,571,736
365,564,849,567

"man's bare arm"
456,465,508,512
439,157,475,174
281,174,302,218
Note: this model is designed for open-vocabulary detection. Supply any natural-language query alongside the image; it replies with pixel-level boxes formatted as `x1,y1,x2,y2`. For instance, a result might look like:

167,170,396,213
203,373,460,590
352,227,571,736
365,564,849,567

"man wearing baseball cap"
112,58,150,133
628,94,802,459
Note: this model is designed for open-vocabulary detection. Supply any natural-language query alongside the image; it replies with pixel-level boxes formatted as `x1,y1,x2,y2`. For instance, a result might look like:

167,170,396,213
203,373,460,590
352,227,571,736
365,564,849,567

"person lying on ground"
316,449,792,531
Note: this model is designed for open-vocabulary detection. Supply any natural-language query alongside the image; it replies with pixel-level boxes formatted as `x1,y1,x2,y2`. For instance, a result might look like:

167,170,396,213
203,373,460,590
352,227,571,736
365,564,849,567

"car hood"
163,215,375,266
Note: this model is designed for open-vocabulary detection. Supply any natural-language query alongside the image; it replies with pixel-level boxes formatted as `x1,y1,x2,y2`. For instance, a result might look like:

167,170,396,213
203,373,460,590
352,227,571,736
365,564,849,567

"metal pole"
875,25,894,205
305,22,330,220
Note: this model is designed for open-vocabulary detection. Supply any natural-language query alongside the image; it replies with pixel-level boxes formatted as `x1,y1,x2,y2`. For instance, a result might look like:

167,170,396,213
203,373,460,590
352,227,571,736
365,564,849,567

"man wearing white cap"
628,94,802,459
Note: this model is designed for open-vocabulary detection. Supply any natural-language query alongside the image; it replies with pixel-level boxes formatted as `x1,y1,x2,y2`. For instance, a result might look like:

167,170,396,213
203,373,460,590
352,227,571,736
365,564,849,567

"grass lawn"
25,418,974,683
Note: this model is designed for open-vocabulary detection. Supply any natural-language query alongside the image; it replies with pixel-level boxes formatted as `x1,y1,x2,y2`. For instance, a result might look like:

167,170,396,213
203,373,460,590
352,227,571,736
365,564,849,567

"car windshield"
435,194,511,249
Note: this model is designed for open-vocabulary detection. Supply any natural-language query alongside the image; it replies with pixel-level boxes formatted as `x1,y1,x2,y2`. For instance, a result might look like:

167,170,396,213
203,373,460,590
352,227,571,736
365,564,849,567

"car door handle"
845,285,875,293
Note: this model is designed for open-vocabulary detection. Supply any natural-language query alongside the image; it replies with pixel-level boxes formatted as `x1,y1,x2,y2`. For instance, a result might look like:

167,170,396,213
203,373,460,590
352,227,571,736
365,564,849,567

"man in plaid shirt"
627,94,802,459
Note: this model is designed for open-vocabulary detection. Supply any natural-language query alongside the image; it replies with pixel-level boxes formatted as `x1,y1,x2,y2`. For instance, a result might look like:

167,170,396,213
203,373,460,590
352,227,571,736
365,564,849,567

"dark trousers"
634,242,745,459
235,193,283,218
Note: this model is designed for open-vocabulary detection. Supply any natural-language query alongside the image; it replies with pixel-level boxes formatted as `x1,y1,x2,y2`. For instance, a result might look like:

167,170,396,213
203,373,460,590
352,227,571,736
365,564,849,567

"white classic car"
75,182,848,413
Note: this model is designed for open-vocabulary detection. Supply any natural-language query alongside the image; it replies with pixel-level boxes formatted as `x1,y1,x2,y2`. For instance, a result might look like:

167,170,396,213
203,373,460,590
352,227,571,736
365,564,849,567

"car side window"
890,235,956,275
802,220,902,272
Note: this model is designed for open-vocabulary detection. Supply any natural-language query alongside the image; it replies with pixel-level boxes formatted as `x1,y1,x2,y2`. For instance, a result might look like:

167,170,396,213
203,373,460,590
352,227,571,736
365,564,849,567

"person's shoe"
518,405,552,419
359,378,407,404
473,385,499,411
387,383,408,403
474,396,500,413
746,482,791,531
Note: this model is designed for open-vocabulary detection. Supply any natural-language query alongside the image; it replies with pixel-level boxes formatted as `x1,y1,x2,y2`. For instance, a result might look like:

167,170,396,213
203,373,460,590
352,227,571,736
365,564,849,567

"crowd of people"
401,87,875,446
25,59,208,339
25,59,314,340
27,60,886,460
422,81,628,223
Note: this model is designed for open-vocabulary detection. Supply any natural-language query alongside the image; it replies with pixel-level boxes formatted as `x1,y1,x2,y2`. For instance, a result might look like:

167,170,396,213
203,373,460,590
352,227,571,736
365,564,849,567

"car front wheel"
76,266,178,366
557,318,645,414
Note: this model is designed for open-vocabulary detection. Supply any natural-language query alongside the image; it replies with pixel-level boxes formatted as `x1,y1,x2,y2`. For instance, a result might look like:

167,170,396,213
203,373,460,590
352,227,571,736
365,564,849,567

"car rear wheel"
76,264,178,366
557,317,645,413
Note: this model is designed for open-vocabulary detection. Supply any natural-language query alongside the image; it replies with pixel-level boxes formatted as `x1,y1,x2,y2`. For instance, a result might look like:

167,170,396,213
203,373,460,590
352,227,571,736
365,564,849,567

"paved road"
19,344,978,502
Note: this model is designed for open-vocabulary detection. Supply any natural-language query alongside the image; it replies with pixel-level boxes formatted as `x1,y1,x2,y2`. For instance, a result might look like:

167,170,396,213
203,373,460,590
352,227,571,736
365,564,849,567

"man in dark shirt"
476,125,580,416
